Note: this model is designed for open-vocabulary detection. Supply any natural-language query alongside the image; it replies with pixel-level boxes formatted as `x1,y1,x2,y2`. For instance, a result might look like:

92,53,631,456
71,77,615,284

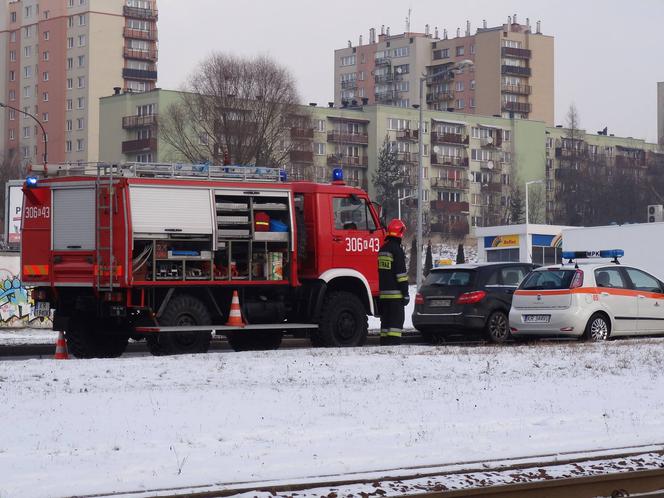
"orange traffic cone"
54,331,69,360
226,290,245,327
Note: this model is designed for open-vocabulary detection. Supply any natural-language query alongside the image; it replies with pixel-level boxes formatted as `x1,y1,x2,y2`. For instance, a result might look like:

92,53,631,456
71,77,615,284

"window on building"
8,109,15,120
66,120,73,131
67,58,73,69
456,99,465,109
43,71,49,81
9,51,16,62
44,31,50,41
126,80,147,92
77,76,85,88
23,86,31,98
456,46,465,56
68,16,74,28
8,70,15,81
387,118,410,130
43,51,50,61
316,119,325,132
24,5,33,18
392,46,409,57
77,139,85,151
43,92,48,102
67,78,73,89
470,45,476,54
455,81,464,92
42,112,49,122
77,97,85,109
67,37,74,49
78,34,86,47
78,14,86,26
9,129,15,140
470,79,476,90
77,118,84,130
314,143,325,155
66,99,73,111
24,46,32,58
23,126,30,139
66,140,72,152
78,55,85,67
8,90,15,101
340,55,356,67
470,98,476,108
10,11,16,23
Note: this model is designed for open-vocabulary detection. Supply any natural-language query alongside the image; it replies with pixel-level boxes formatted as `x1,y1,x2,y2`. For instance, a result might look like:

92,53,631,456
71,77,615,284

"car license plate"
35,301,50,318
524,314,550,323
429,299,451,307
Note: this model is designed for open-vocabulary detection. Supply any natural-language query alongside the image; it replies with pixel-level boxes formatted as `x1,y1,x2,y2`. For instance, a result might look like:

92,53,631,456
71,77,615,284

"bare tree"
527,183,546,224
159,53,301,166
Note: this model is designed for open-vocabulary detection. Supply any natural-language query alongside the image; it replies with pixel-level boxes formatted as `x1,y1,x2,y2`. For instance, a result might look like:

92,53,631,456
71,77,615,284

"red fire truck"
21,163,386,358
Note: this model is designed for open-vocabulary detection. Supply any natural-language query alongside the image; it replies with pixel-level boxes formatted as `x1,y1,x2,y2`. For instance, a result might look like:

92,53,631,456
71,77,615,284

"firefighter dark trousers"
379,299,404,345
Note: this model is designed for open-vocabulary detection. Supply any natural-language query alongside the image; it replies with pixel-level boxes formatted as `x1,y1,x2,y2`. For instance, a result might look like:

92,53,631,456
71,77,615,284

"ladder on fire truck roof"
29,162,286,183
96,164,116,292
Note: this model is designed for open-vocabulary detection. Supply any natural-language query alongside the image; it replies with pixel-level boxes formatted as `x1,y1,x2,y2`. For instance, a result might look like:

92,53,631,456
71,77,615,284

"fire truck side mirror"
371,201,386,228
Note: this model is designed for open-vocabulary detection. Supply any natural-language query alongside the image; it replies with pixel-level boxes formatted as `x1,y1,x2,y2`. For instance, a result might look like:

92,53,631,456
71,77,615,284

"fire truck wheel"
227,331,283,352
65,318,129,359
317,291,368,347
146,294,212,355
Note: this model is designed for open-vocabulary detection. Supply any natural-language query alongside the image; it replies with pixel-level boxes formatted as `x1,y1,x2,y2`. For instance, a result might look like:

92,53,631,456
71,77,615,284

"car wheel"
583,313,610,342
486,310,510,343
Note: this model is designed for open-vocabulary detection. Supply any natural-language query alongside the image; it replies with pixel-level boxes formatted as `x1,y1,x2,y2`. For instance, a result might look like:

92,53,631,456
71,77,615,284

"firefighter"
378,219,409,346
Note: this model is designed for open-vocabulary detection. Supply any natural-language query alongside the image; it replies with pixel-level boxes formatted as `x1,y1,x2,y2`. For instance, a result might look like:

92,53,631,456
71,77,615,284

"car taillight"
456,290,487,305
415,293,424,305
570,269,584,289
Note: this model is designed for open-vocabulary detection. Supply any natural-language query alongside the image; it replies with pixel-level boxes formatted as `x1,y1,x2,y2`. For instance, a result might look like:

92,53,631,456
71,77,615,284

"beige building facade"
334,16,554,126
0,0,158,165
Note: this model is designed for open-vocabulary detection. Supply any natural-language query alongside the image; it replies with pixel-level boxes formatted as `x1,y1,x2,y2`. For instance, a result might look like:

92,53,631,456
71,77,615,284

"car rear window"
424,270,475,286
519,269,576,290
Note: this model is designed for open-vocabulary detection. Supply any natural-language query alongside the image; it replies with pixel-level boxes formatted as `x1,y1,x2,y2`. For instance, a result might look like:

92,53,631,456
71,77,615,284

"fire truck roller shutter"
52,188,96,250
129,186,214,234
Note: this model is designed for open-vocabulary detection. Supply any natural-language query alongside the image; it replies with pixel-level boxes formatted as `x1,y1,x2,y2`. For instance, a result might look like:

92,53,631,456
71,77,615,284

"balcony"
327,132,368,144
123,5,158,20
122,114,158,129
122,137,156,153
481,181,504,193
375,90,399,102
341,80,357,89
501,65,531,77
616,154,646,169
123,48,158,62
374,73,401,84
327,155,368,168
502,101,532,114
554,168,578,180
122,67,158,80
430,221,470,236
428,71,454,83
290,150,314,163
375,57,391,66
123,27,157,41
479,160,502,171
397,152,417,163
290,127,314,140
430,177,469,190
431,154,468,167
480,136,502,147
426,91,454,104
501,83,531,95
501,47,532,59
431,132,468,146
430,200,470,213
396,129,419,141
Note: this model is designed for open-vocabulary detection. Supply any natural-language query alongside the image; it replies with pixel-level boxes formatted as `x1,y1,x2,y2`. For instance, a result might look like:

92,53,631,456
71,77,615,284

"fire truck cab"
21,163,386,357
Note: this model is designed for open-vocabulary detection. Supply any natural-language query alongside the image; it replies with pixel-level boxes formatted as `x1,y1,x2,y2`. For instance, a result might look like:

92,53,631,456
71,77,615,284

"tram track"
73,446,664,498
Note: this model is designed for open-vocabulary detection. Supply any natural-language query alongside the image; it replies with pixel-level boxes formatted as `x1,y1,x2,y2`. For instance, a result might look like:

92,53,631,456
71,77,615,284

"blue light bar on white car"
562,249,624,260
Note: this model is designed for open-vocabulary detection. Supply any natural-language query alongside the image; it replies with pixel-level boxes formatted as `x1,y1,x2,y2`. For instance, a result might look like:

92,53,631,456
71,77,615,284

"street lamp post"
525,179,544,225
398,193,414,220
0,102,47,164
415,59,473,289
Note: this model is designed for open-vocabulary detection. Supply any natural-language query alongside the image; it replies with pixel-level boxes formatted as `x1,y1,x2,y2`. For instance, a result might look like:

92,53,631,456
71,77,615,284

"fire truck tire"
65,318,129,359
146,294,212,355
317,291,368,347
227,331,283,352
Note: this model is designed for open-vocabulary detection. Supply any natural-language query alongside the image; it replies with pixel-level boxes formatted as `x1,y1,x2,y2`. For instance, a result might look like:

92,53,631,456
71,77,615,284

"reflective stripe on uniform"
396,272,408,283
378,252,394,259
387,328,402,337
379,290,403,299
378,253,393,270
380,329,388,337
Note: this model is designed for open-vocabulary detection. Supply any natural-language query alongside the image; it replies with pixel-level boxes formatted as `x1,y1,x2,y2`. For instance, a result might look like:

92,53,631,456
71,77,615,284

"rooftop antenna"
434,26,439,38
405,8,411,32
466,20,470,36
536,20,541,34
483,19,487,29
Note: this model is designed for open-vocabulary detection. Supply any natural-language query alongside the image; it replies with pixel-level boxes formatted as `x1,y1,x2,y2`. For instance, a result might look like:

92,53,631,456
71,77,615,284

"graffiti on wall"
0,268,52,328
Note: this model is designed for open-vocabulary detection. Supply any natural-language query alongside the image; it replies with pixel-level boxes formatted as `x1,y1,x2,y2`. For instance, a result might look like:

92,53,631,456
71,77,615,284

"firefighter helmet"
387,219,406,239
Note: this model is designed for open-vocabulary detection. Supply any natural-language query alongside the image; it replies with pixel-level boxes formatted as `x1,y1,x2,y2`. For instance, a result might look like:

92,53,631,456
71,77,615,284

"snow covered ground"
2,339,664,498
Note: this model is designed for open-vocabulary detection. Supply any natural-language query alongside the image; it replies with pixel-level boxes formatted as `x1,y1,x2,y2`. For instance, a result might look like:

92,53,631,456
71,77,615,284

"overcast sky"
157,0,664,142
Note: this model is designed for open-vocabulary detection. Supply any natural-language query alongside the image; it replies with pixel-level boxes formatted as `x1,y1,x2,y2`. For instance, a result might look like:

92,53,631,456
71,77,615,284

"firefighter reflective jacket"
378,236,409,300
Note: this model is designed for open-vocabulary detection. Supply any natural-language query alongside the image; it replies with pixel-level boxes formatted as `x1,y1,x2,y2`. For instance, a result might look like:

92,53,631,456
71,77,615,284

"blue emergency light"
332,168,344,182
25,176,38,188
279,169,288,182
562,249,624,260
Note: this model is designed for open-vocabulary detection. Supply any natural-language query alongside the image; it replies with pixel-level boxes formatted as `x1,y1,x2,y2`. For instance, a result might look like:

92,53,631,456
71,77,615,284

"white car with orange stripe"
509,250,664,341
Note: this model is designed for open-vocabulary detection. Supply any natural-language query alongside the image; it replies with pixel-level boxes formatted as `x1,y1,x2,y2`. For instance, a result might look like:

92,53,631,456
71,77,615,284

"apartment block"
334,16,554,125
0,0,158,165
